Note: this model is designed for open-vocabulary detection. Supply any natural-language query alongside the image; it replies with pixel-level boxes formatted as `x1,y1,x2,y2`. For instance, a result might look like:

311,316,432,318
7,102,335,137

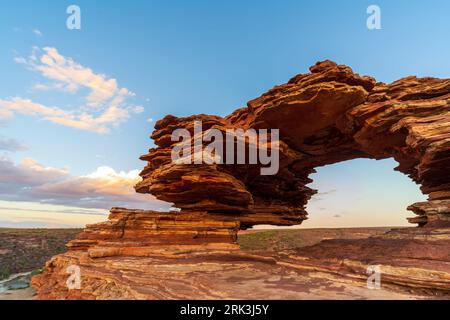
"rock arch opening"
245,157,427,230
304,158,427,228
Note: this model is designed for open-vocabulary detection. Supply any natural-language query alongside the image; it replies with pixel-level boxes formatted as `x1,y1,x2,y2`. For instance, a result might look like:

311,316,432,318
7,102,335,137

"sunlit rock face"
136,60,450,228
32,61,450,300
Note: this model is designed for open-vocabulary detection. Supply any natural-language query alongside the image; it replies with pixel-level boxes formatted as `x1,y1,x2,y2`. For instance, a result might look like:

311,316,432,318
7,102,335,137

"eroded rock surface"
32,224,450,299
136,60,450,227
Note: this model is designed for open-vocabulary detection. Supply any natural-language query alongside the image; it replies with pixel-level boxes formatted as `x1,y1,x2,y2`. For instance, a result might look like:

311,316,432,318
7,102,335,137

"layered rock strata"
32,225,450,299
136,60,450,227
65,207,240,256
32,207,241,299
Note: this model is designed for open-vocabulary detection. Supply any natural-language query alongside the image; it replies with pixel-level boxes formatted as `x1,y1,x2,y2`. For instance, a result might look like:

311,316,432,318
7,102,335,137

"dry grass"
238,227,393,251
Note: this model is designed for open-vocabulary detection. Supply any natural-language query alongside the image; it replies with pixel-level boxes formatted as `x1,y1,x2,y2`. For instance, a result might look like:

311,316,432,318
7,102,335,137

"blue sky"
0,0,447,228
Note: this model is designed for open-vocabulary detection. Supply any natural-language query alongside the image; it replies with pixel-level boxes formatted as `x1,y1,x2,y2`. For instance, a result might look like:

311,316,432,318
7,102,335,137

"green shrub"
31,268,43,276
0,267,11,280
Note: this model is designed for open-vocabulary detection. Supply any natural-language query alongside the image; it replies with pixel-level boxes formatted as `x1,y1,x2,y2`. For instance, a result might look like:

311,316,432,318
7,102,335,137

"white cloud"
21,47,134,106
0,97,112,134
0,156,169,211
1,47,145,134
32,29,43,37
0,97,66,118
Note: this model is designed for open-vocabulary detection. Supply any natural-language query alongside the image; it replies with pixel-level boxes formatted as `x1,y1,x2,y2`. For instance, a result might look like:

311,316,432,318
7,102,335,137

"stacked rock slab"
32,207,240,299
66,208,240,257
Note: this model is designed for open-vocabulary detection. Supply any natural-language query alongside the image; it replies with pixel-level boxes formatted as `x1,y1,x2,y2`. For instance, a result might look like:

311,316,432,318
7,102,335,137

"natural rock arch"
135,60,450,228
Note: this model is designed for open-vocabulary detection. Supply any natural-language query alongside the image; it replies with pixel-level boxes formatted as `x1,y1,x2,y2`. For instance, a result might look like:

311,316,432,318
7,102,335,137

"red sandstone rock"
32,222,450,299
137,60,450,227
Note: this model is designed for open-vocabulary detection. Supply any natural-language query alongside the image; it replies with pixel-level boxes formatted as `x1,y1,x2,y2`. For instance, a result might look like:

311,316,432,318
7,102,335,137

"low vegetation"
0,228,81,280
238,227,392,251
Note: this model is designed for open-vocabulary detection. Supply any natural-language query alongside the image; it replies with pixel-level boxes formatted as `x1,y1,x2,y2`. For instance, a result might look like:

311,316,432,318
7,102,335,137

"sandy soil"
0,287,36,300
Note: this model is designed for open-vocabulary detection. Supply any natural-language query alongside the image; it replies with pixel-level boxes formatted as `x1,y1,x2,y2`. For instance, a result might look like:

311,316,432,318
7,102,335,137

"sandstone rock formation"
32,61,450,299
136,60,450,227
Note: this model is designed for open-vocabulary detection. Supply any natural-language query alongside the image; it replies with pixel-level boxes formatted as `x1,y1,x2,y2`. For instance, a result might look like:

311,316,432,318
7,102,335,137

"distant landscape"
0,228,81,280
238,227,393,251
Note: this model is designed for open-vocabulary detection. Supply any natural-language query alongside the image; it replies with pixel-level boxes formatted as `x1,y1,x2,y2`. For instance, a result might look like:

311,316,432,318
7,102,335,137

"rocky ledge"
32,220,450,299
32,61,450,299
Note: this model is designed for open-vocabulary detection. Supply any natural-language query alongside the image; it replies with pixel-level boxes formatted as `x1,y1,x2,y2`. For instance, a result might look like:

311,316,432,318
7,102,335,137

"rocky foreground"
32,61,450,299
31,213,450,299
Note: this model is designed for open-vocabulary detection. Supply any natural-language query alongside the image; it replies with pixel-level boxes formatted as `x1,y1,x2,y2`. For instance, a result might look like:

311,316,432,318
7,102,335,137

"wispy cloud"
0,156,169,211
0,136,28,152
317,189,337,196
0,47,144,134
308,188,338,202
0,205,105,216
32,29,43,37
